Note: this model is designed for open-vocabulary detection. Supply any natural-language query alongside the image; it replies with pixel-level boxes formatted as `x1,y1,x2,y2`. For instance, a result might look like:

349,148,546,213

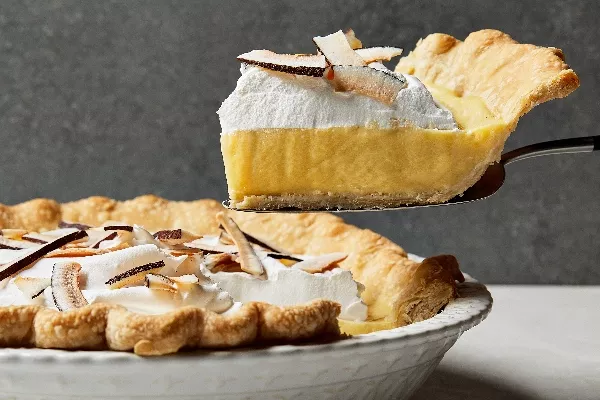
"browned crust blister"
0,300,340,356
396,29,579,126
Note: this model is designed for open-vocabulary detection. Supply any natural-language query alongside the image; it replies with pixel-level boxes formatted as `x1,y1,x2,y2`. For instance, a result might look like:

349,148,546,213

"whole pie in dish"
219,29,579,210
0,196,463,355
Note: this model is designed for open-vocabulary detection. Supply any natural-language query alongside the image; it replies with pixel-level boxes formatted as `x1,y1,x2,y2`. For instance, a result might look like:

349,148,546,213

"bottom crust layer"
228,192,454,211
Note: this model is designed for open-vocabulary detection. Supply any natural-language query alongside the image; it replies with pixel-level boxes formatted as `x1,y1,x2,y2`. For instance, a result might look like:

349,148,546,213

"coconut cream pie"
0,195,463,355
219,29,579,210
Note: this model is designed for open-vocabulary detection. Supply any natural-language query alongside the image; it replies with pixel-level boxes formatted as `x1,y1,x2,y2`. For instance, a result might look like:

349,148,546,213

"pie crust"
0,195,463,354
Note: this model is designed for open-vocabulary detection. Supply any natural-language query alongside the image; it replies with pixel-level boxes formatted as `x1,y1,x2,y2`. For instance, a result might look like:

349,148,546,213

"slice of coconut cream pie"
219,29,578,210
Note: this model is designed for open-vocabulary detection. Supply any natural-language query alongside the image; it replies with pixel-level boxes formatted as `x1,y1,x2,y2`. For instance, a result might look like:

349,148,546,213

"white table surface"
411,285,600,400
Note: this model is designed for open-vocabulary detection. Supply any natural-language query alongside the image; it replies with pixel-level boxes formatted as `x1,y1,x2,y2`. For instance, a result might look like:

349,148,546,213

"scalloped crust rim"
0,300,341,356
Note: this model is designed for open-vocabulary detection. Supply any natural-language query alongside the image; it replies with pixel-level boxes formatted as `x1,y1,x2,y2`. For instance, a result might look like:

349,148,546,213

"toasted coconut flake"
203,253,242,273
356,47,403,63
327,65,407,104
14,277,51,299
145,273,177,293
46,242,130,258
90,231,118,249
153,229,200,246
171,275,200,285
167,248,204,257
0,242,23,250
51,262,88,311
344,28,363,49
237,50,327,77
0,229,28,239
266,252,303,262
104,225,134,232
292,253,348,273
313,30,366,66
185,241,238,254
218,231,234,245
0,236,40,250
21,232,53,244
238,227,287,254
0,230,88,281
216,213,265,278
58,221,91,230
46,248,104,258
105,260,165,289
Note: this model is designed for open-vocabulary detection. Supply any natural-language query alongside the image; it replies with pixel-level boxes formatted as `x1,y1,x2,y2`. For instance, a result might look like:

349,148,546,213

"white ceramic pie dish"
0,255,492,400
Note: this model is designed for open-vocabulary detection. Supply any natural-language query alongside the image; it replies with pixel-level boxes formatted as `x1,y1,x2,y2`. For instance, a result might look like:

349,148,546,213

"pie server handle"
501,135,599,165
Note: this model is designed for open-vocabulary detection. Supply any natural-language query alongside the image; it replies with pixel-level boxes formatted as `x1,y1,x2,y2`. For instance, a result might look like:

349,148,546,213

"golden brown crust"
396,29,579,125
0,195,461,353
0,300,340,356
0,199,62,231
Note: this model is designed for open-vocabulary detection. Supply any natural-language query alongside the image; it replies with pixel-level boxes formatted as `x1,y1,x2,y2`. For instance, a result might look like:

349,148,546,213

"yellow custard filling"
221,83,509,207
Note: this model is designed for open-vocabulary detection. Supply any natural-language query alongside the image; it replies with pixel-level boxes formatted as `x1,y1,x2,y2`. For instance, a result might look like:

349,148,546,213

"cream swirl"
218,65,458,134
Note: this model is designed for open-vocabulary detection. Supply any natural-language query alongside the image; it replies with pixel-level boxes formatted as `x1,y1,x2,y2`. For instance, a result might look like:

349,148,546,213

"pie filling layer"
0,219,367,322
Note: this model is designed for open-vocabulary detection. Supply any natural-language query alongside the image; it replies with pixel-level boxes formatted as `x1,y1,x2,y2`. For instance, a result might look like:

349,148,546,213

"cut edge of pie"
222,29,579,210
0,195,463,354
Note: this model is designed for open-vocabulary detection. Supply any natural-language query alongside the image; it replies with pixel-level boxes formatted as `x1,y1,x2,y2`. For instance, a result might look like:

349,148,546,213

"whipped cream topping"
0,225,367,321
218,65,457,134
199,236,367,321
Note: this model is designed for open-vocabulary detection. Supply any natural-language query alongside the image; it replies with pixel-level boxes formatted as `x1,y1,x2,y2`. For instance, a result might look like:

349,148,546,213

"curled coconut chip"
153,229,200,246
203,253,243,273
59,221,91,230
313,30,366,66
216,212,265,278
344,28,363,49
104,225,134,232
326,65,407,104
241,230,287,254
219,224,288,254
237,50,327,77
105,260,165,289
171,275,201,285
51,262,88,311
90,231,118,249
185,241,238,254
145,274,203,292
0,241,24,250
14,277,51,299
356,47,403,63
292,252,348,273
0,230,88,281
0,236,39,249
21,232,53,244
218,230,235,245
145,273,177,293
0,229,28,239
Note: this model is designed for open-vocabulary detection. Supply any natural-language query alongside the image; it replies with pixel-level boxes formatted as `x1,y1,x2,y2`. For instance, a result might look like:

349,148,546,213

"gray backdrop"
0,0,598,284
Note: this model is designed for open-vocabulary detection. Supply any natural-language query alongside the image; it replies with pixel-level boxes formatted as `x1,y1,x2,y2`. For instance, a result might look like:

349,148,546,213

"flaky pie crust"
0,195,462,355
396,29,579,127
